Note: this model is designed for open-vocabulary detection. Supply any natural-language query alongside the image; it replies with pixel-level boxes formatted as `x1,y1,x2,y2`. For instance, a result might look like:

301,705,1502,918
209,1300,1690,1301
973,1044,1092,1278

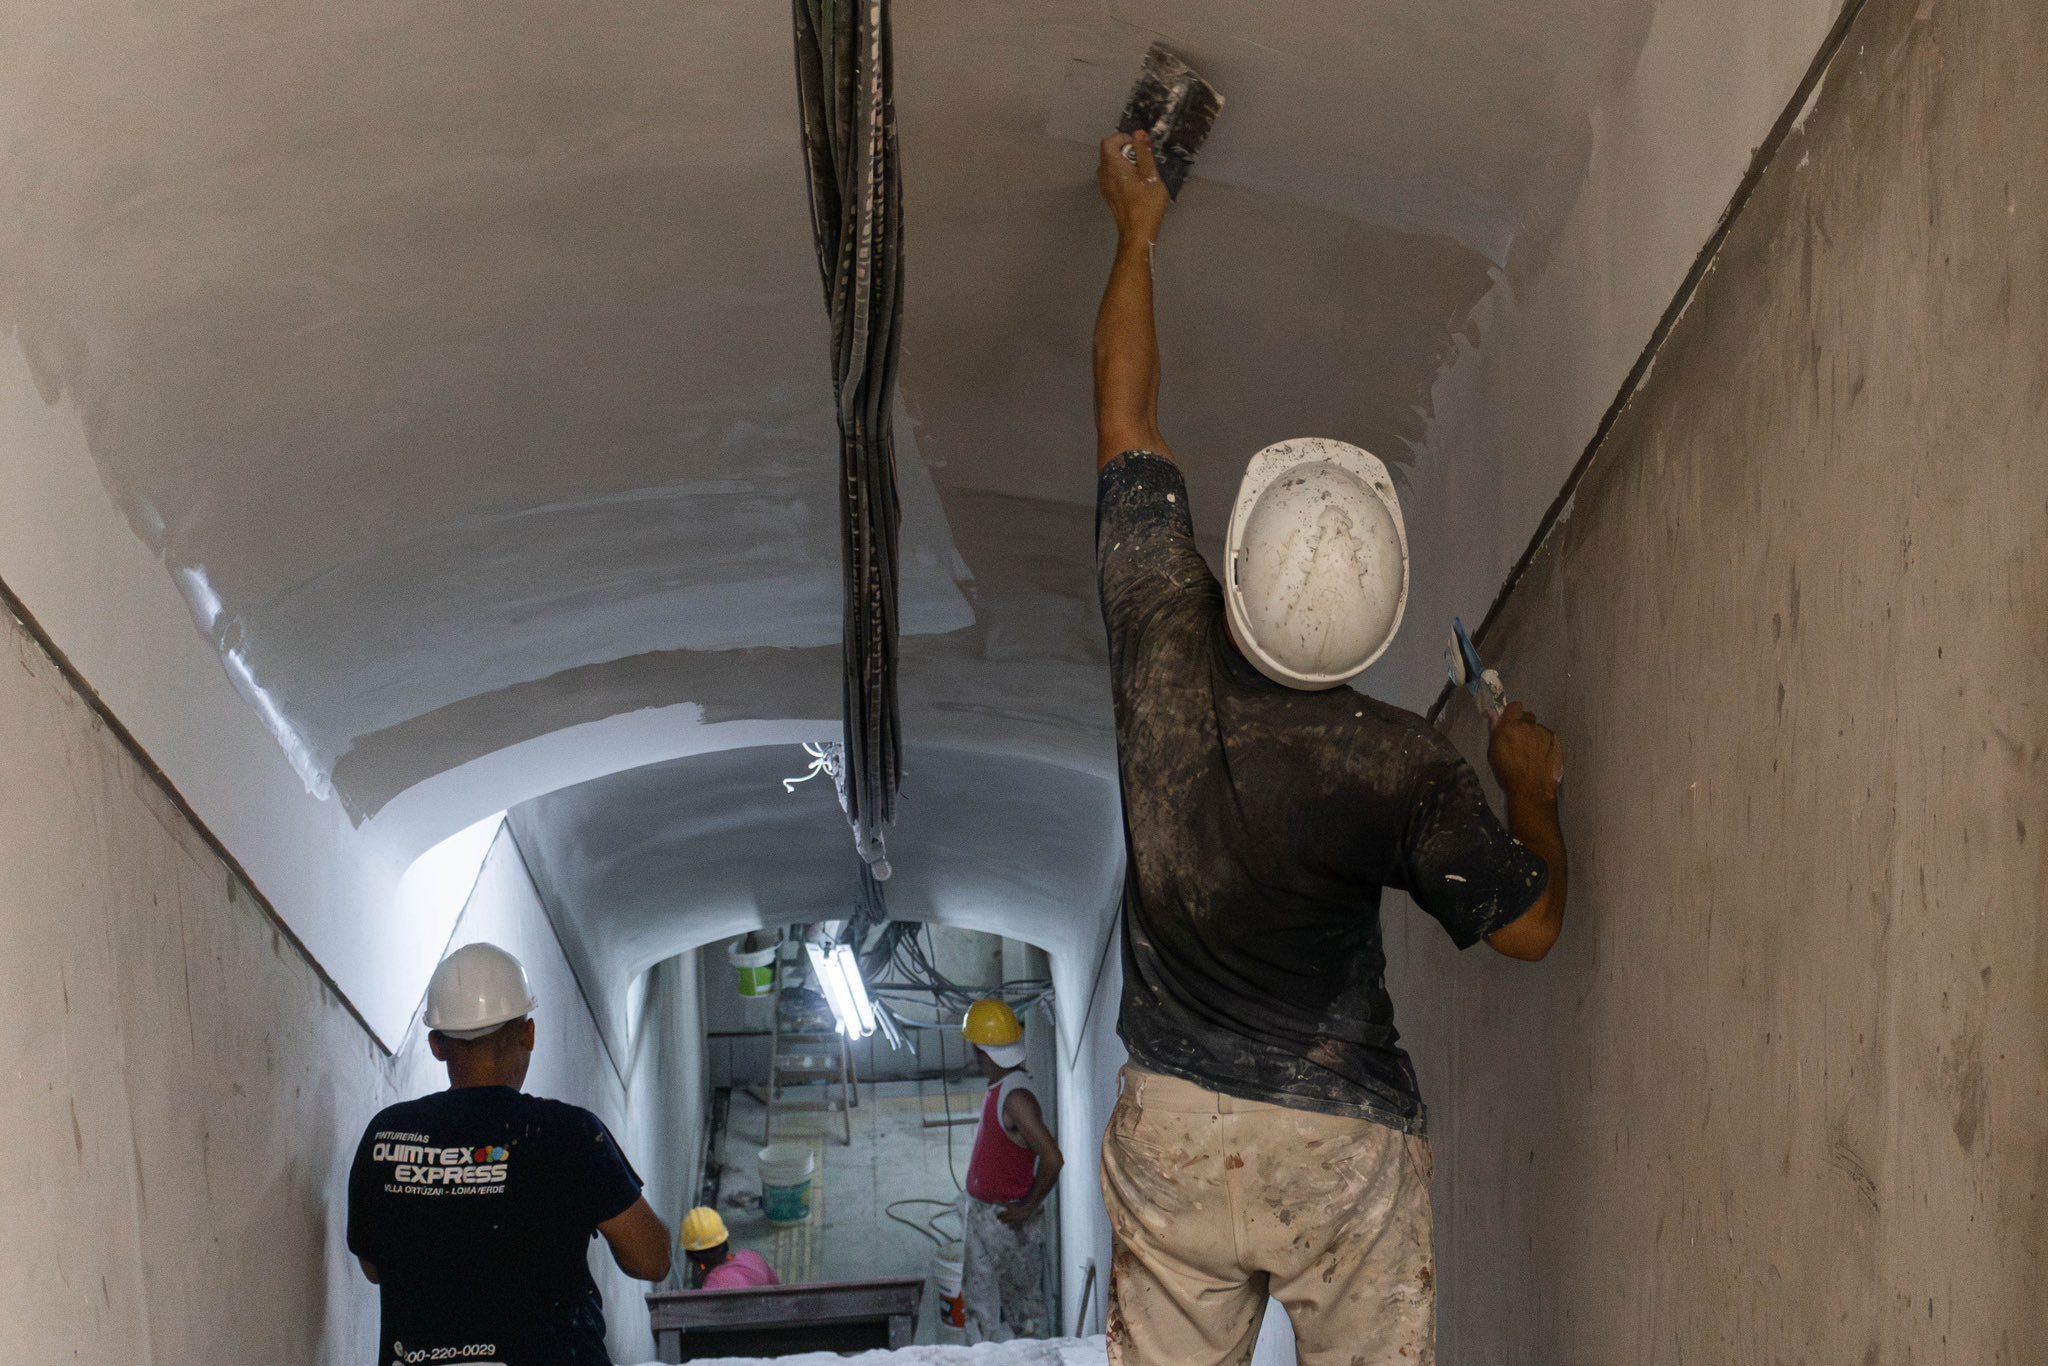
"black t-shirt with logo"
346,1086,644,1366
1096,452,1548,1134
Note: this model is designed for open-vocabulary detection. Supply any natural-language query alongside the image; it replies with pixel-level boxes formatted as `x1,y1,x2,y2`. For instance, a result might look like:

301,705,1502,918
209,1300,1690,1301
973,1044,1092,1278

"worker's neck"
1222,616,1256,671
445,1061,524,1091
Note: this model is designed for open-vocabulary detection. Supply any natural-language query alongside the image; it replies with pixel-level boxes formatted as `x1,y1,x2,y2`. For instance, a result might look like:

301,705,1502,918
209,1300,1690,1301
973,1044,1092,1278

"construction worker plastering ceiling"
347,943,674,1366
680,1206,780,1291
1089,132,1571,1365
958,998,1065,1342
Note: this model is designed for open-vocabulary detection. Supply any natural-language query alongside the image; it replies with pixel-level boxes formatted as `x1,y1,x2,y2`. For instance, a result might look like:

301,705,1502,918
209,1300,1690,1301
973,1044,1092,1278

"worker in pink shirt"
681,1208,779,1291
958,999,1064,1341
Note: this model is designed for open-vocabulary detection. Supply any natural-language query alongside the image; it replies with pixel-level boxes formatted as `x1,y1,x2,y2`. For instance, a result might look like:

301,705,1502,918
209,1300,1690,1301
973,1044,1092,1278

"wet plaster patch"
3,0,980,795
330,488,1111,820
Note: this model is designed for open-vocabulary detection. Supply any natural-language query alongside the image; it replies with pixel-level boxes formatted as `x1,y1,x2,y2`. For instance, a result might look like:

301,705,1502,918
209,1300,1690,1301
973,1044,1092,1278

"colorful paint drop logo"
472,1145,509,1163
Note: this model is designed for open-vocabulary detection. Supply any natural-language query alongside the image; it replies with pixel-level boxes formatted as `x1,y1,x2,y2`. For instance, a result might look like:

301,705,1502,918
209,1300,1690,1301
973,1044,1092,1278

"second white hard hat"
424,942,538,1040
1224,438,1409,690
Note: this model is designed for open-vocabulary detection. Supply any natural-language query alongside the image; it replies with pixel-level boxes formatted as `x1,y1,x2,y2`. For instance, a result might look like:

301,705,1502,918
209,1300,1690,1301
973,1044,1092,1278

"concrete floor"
709,1073,1005,1344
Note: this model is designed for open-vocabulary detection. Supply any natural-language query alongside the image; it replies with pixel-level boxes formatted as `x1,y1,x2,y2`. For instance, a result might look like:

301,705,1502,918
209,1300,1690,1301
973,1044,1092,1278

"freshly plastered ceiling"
0,0,1843,1027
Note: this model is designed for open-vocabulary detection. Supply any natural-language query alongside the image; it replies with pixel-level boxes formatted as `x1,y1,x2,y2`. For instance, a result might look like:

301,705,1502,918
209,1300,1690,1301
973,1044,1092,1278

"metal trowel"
1117,44,1224,200
1446,617,1506,724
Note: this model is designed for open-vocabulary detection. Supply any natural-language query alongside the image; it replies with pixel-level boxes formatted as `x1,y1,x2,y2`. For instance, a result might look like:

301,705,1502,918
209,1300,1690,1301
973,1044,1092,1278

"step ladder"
765,986,856,1145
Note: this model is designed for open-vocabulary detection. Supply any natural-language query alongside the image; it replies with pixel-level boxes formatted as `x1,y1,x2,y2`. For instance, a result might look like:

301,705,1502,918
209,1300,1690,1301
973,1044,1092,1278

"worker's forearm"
599,1198,674,1281
1495,793,1567,960
1094,237,1167,466
1020,1158,1063,1215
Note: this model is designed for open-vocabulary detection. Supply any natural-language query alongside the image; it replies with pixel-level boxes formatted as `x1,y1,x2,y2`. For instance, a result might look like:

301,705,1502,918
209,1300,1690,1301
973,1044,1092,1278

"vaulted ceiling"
0,0,1842,1039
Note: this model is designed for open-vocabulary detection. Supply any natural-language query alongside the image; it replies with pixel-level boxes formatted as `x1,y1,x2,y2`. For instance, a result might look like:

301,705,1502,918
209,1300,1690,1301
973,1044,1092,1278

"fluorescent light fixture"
835,945,878,1037
807,941,877,1040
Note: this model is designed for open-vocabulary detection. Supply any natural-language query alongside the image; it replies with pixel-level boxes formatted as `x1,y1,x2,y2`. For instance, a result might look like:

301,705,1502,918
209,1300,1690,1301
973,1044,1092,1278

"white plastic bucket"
758,1144,815,1225
728,937,780,998
932,1242,965,1330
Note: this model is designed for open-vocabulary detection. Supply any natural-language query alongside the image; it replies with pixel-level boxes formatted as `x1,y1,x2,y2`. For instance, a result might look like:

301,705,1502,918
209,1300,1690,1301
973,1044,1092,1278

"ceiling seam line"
0,568,393,1056
391,818,513,1061
1426,0,1876,726
1069,908,1122,1072
500,820,631,1092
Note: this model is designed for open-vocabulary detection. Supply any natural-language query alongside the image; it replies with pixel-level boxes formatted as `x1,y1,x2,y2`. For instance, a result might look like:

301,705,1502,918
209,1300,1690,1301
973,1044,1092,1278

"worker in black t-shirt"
347,943,672,1366
1088,133,1571,1366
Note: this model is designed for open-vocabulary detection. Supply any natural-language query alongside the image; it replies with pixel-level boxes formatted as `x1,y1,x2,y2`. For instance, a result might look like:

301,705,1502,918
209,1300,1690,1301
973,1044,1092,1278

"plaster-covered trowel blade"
1117,44,1224,200
1445,617,1507,723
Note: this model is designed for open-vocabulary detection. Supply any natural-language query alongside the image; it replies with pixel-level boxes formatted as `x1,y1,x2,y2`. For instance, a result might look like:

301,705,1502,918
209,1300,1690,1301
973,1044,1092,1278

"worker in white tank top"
957,999,1063,1342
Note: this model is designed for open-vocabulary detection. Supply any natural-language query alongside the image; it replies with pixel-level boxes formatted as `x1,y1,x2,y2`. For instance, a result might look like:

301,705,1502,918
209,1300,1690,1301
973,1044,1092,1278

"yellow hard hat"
681,1206,730,1253
962,998,1022,1047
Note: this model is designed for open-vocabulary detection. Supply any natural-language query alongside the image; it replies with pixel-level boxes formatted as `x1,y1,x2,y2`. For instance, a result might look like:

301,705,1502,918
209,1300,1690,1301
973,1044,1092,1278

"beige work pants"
1100,1066,1435,1366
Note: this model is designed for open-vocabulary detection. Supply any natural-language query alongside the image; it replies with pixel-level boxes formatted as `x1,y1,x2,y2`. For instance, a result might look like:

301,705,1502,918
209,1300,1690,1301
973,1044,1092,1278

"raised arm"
1094,132,1174,469
1484,702,1568,961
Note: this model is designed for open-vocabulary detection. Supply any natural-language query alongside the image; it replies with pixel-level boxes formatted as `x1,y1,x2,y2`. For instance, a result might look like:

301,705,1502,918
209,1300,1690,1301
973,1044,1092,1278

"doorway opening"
694,922,1060,1345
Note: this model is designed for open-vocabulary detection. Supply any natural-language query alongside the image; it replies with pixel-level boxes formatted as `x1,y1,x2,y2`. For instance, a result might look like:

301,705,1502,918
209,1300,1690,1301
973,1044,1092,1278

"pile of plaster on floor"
629,1336,1107,1366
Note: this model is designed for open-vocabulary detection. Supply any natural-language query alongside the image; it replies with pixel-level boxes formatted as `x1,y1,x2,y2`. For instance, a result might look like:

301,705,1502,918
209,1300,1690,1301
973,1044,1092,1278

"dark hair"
685,1242,731,1288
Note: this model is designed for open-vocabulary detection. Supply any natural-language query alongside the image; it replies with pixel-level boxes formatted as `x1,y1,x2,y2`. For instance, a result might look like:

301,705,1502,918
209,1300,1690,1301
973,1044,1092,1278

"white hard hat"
1224,438,1409,690
424,942,537,1040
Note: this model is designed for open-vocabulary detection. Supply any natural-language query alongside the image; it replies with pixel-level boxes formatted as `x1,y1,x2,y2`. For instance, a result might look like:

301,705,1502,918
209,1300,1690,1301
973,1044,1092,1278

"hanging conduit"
792,0,905,877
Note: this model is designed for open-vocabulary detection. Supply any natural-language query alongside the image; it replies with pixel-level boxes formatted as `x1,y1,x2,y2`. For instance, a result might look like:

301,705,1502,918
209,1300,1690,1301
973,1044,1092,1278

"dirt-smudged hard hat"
1224,438,1409,690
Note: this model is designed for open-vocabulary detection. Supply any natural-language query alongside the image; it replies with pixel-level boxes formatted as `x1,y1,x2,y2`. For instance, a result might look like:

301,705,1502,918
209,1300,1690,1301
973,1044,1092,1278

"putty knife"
1117,44,1224,200
1446,617,1506,724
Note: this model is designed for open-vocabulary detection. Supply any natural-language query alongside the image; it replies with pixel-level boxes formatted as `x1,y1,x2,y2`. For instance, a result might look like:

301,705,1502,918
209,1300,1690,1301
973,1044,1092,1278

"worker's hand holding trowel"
1449,617,1563,798
1098,132,1170,244
1099,41,1224,240
1489,701,1564,802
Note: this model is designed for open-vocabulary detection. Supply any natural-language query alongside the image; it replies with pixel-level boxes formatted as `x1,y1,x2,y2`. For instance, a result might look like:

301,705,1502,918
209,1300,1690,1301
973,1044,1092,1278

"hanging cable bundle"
792,0,906,876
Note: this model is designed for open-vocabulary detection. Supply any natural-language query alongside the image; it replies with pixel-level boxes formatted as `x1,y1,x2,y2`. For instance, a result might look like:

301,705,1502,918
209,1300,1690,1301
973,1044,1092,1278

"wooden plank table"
647,1276,925,1362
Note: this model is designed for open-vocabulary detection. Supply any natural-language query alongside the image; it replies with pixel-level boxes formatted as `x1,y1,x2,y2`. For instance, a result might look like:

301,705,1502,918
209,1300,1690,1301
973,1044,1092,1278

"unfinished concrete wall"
0,605,685,1363
1393,0,2048,1359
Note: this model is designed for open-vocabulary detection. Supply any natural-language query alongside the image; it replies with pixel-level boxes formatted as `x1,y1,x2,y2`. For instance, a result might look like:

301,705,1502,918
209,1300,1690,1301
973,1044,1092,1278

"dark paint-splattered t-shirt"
347,1086,643,1366
1096,452,1546,1133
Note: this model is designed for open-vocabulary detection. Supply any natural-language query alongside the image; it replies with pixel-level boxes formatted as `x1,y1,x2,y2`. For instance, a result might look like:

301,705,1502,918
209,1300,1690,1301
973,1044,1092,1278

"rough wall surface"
0,608,677,1363
1398,0,2048,1359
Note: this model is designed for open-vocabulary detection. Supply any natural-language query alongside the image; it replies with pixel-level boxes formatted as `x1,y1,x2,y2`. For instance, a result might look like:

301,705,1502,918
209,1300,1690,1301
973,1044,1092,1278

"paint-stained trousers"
1100,1066,1435,1366
960,1194,1050,1343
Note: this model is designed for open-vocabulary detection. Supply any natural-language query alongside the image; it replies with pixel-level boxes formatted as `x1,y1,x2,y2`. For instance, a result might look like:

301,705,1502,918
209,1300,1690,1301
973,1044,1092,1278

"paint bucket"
932,1241,966,1330
757,1144,815,1225
728,935,782,998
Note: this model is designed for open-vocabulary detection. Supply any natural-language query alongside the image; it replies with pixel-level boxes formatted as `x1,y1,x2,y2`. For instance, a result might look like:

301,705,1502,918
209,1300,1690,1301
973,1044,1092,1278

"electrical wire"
792,0,906,873
880,924,1052,1020
885,1197,961,1248
935,1024,963,1194
829,856,1057,1031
